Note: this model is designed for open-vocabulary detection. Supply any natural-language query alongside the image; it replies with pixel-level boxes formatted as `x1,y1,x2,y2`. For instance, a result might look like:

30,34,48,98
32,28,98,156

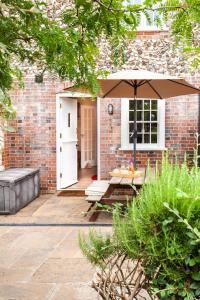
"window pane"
137,111,142,121
137,123,142,133
151,134,157,144
151,123,157,133
144,123,150,133
129,130,135,143
144,111,150,121
137,100,142,110
144,134,150,143
151,111,157,121
137,134,142,144
129,100,135,110
129,111,134,121
129,123,142,134
129,135,133,143
151,100,157,110
129,123,134,133
144,100,150,110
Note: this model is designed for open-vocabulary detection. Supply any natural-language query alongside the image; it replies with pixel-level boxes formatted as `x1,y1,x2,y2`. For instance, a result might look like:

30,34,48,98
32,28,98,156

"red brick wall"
99,91,199,179
3,76,63,193
3,30,200,192
136,31,169,39
3,76,199,191
165,95,198,161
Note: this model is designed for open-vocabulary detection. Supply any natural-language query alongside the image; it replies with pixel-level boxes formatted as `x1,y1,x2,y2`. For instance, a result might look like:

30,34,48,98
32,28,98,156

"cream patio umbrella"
66,69,200,169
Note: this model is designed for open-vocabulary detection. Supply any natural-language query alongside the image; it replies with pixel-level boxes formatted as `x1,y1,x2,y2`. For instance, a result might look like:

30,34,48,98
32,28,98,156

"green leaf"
192,272,200,281
195,288,200,296
188,258,197,267
190,282,200,290
162,217,174,227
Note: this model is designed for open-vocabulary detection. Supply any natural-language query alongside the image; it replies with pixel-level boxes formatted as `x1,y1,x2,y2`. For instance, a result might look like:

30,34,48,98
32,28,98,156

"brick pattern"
136,31,169,39
3,30,200,192
3,76,64,193
165,95,198,161
99,91,199,179
4,77,200,191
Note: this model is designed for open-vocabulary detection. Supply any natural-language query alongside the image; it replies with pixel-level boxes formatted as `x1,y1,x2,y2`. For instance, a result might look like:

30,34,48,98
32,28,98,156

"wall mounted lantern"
108,103,113,115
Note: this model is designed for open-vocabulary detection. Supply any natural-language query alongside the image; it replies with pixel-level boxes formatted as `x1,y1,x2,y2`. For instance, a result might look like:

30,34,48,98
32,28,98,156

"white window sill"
119,146,167,151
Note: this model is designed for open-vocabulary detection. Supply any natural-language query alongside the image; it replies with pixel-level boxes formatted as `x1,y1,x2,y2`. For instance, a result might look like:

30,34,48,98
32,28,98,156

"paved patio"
0,225,111,300
0,194,112,225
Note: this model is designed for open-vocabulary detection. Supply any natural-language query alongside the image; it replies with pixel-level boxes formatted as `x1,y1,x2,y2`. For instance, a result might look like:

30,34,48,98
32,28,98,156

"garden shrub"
80,153,200,299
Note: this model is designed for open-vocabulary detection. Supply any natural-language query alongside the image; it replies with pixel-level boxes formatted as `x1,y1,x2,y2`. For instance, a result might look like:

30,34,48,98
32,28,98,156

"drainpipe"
198,94,200,167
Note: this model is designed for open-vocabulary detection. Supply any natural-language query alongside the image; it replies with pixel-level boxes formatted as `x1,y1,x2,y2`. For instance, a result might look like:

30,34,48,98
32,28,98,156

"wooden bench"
85,177,138,221
85,180,110,221
85,168,154,222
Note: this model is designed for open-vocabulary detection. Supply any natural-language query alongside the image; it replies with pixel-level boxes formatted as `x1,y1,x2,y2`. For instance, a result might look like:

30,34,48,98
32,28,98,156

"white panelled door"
59,98,78,188
81,105,97,168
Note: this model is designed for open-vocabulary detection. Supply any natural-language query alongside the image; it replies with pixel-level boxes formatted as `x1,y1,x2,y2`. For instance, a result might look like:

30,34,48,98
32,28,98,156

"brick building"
2,28,200,193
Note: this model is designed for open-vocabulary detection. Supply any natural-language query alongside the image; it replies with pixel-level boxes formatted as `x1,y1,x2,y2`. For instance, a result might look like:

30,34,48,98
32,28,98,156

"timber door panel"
59,98,78,188
81,105,97,168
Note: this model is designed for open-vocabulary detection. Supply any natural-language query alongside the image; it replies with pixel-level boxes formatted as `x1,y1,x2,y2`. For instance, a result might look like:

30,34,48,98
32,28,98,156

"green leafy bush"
80,153,200,299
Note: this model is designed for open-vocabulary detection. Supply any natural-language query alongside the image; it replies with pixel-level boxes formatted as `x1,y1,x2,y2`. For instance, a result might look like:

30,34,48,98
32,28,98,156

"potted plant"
80,153,200,299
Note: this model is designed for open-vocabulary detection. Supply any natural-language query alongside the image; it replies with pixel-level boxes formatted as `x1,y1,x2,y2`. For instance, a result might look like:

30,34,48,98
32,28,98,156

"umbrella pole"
133,84,137,170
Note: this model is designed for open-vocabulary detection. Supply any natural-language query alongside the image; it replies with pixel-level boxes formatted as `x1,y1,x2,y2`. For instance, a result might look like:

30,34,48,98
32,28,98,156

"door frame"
56,92,100,190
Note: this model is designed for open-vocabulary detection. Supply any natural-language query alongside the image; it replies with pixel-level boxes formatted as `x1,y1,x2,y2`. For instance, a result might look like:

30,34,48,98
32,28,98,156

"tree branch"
93,0,188,14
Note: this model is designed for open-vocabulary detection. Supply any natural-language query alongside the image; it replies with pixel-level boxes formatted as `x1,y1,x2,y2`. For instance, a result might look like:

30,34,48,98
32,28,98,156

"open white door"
58,98,78,188
81,105,97,168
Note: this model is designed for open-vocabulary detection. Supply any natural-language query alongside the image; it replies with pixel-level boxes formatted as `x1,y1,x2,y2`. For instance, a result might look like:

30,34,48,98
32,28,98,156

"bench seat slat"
102,195,131,201
86,195,102,202
109,177,122,184
120,178,133,185
85,181,109,196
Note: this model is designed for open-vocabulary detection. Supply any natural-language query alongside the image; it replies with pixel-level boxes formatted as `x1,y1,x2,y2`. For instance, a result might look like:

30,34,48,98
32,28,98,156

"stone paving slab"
0,267,33,284
0,226,112,300
51,283,98,300
0,194,112,224
0,283,56,300
32,257,95,283
13,248,52,269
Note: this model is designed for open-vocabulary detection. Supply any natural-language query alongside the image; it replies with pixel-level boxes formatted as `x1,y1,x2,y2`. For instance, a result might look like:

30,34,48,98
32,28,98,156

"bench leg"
83,202,96,217
89,210,100,222
85,202,100,222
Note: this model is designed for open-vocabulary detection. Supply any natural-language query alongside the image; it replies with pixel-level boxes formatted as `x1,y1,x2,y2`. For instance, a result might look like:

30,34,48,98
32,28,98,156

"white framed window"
121,98,165,151
128,0,167,31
